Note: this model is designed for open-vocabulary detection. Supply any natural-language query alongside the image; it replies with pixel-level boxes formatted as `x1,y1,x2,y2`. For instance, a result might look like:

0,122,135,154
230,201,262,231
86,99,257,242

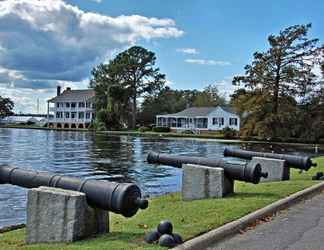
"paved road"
207,192,324,250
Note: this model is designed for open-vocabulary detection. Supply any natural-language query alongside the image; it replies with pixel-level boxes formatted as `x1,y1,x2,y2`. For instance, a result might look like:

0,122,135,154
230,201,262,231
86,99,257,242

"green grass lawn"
1,157,324,250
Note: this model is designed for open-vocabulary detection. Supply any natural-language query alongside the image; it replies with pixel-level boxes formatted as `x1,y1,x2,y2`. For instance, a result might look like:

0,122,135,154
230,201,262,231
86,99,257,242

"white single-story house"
156,106,240,132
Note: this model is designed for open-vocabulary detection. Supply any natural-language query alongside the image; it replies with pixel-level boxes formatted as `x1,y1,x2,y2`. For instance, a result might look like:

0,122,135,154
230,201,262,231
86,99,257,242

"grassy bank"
1,157,324,250
2,125,323,147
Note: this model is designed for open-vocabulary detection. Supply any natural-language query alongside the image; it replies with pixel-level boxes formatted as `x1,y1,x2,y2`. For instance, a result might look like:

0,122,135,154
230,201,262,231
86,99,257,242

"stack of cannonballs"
312,172,324,180
144,220,183,248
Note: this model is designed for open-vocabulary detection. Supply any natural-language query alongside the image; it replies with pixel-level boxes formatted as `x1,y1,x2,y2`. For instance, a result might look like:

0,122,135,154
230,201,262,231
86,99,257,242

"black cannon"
224,148,317,171
0,165,148,217
147,151,268,184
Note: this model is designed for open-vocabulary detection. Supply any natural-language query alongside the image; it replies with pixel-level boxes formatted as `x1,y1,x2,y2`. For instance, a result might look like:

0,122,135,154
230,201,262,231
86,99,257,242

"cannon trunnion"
0,165,148,217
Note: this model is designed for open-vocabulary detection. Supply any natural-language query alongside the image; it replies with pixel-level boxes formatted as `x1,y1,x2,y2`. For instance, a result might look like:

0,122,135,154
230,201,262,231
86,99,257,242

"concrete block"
250,157,289,182
182,164,234,201
26,186,108,244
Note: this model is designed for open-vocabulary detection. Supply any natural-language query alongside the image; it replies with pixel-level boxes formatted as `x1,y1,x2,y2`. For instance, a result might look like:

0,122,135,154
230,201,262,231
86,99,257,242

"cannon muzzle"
147,151,267,184
0,165,148,217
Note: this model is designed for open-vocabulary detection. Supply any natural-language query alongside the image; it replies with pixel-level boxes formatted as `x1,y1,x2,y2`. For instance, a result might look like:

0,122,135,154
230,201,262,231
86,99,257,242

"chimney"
57,86,61,96
66,87,71,91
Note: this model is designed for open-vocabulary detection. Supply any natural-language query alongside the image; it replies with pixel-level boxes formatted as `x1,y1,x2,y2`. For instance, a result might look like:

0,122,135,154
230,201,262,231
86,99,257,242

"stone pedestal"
26,186,109,244
249,157,289,182
182,164,234,201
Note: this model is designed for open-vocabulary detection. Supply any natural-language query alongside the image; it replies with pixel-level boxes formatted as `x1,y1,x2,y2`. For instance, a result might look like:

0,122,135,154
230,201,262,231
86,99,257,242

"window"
56,103,60,108
71,112,77,119
66,102,70,108
212,117,224,126
86,102,91,108
79,102,85,108
197,118,208,128
71,102,76,108
78,112,84,119
65,112,70,119
56,112,63,118
229,118,238,126
86,112,91,119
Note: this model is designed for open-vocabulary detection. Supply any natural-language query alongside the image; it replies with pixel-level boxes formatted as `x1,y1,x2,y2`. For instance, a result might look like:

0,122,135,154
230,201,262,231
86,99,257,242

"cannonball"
144,230,161,244
157,220,173,235
173,233,183,244
158,234,176,248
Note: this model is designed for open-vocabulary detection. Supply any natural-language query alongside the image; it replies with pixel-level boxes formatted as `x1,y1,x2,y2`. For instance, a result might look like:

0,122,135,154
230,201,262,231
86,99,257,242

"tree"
230,88,299,138
139,87,193,126
0,96,14,118
233,24,323,114
111,46,166,128
90,46,165,129
298,87,324,141
193,84,226,107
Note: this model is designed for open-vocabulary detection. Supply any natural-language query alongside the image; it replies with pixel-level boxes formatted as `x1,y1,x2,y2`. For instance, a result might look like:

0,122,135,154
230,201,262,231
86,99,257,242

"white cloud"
0,0,183,113
185,59,231,66
91,0,102,2
212,78,239,100
165,79,174,86
176,48,198,54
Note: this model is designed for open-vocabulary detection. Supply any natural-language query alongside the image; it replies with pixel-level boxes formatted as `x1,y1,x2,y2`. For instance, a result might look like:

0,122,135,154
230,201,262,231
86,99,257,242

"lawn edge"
172,181,324,250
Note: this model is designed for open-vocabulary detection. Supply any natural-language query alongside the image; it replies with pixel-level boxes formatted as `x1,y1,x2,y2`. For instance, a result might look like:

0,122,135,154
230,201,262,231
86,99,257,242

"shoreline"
1,125,323,148
1,158,324,250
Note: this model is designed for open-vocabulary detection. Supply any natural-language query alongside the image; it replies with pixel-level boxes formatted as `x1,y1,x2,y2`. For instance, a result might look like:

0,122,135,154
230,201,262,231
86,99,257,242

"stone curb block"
172,182,324,250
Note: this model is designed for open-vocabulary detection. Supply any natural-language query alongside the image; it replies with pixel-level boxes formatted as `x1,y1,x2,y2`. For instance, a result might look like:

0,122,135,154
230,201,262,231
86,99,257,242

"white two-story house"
156,106,240,132
47,86,95,129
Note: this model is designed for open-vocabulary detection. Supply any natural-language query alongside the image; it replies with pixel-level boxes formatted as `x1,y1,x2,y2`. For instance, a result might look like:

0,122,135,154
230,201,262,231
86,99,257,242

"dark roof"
160,106,238,117
48,89,95,102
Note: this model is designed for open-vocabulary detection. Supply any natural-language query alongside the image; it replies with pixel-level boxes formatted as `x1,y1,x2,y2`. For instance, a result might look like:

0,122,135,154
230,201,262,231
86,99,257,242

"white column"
47,102,49,121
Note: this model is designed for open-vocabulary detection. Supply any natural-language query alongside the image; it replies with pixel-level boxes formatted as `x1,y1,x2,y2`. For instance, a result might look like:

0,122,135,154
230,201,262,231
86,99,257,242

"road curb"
172,181,324,250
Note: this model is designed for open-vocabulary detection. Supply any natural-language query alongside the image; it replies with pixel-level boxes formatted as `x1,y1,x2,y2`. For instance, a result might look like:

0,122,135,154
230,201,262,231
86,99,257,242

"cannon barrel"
224,148,317,171
0,165,148,217
147,151,268,184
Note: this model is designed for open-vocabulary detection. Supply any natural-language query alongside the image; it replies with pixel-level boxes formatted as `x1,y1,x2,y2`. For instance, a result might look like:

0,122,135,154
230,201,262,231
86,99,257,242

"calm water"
0,128,321,228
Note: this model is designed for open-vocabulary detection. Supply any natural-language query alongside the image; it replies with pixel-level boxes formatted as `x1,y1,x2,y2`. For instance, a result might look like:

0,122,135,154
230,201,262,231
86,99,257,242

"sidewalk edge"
172,182,324,250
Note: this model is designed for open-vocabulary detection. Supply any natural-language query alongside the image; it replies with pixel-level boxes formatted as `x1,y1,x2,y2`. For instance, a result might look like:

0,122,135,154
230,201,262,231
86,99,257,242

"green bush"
95,109,121,131
181,130,194,134
152,126,171,133
138,126,151,132
222,127,238,139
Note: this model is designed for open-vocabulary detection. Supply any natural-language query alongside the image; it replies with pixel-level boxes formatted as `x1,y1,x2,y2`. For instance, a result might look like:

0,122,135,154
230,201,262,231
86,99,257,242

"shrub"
95,109,121,131
138,126,151,132
152,126,171,133
222,127,238,139
181,130,194,134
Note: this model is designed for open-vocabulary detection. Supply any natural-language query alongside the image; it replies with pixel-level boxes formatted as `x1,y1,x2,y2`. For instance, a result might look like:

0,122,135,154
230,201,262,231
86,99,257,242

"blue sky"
0,0,323,113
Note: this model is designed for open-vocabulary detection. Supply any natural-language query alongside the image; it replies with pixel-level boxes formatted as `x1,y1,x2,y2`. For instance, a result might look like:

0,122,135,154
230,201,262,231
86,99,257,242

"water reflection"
0,128,321,228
